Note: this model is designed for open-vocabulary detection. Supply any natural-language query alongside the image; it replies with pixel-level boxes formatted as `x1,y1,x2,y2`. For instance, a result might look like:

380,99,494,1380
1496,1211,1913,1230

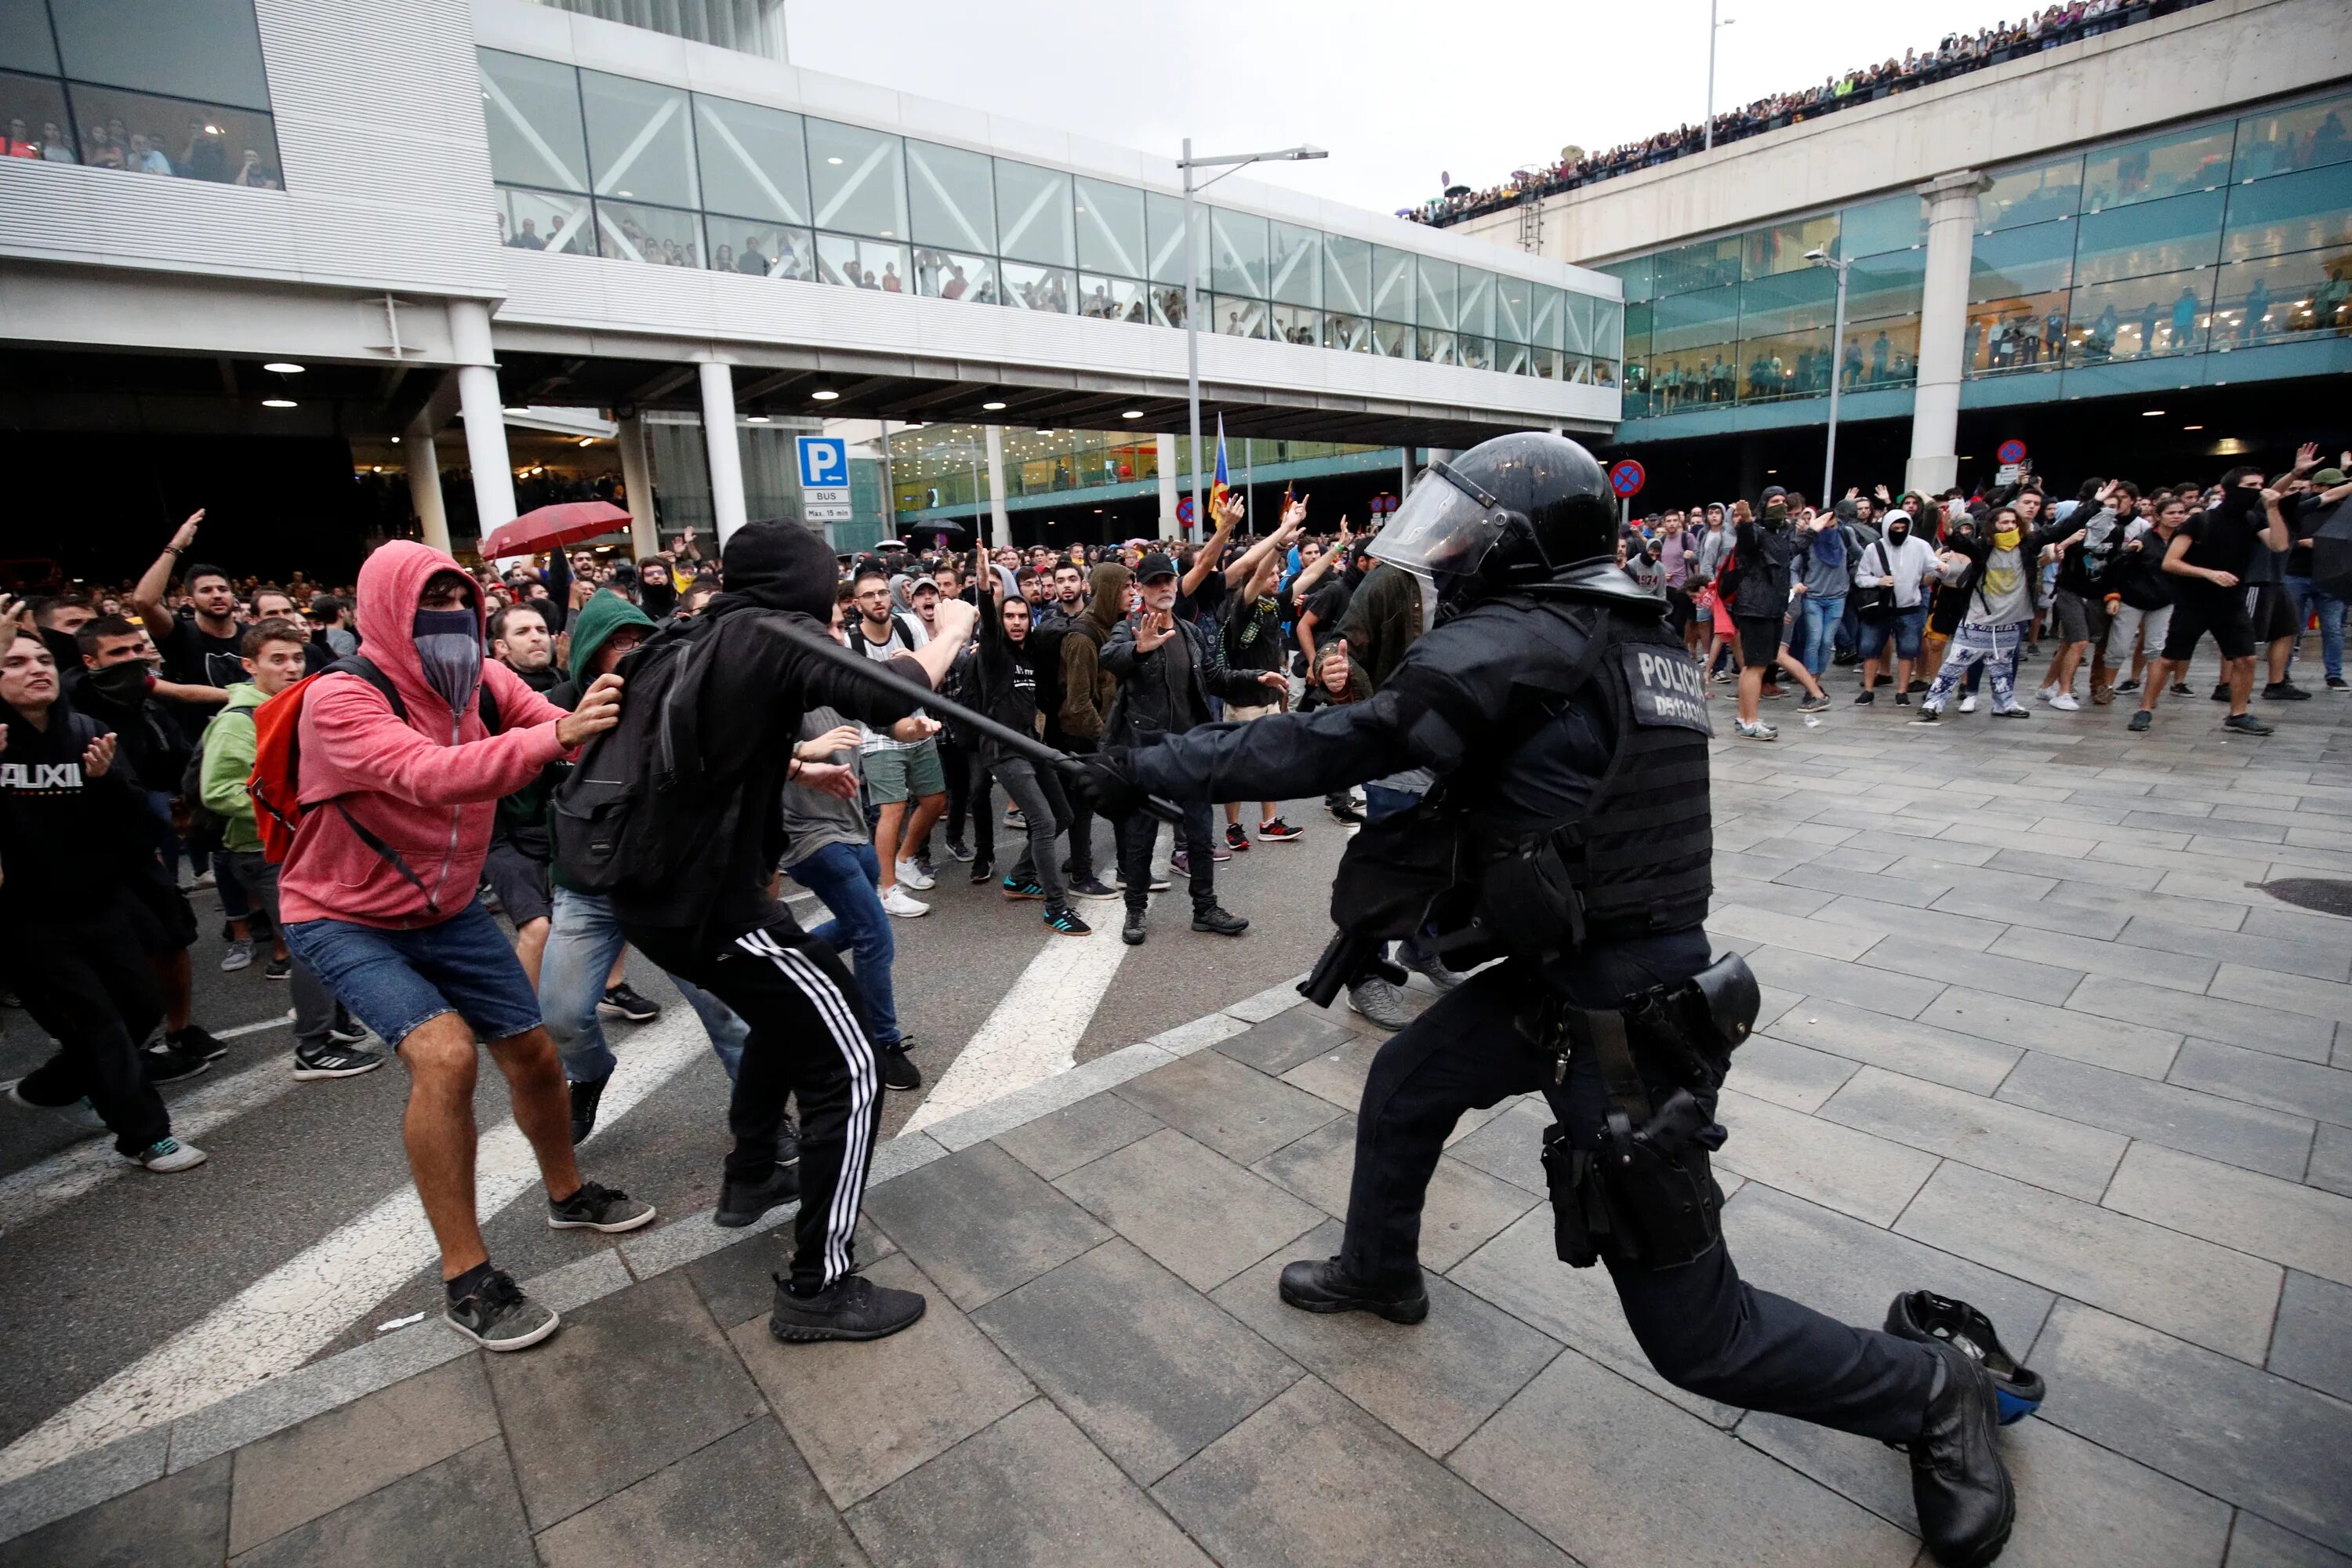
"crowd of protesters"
1403,0,2205,227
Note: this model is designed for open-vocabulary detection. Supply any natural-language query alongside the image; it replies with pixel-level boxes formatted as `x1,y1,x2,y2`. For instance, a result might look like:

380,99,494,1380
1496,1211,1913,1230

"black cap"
1135,552,1178,583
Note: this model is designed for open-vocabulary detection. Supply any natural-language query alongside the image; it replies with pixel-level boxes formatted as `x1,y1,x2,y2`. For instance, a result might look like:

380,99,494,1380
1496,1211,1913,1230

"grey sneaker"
219,940,254,973
444,1269,560,1351
1398,948,1466,993
547,1179,657,1233
293,1041,385,1080
1348,977,1411,1031
130,1137,207,1173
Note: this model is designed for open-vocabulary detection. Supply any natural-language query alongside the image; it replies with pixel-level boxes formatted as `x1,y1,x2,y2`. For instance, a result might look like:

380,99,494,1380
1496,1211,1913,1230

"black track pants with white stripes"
627,916,882,1294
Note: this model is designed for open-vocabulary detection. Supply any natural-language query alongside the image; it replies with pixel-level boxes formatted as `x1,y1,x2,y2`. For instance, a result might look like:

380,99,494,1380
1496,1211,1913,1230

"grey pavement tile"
918,1046,1174,1152
2034,1303,2352,1557
532,1417,866,1568
2269,1272,2352,1403
1710,874,1838,918
992,1090,1164,1181
971,1238,1301,1486
483,1271,766,1532
846,1400,1207,1568
1813,895,2013,952
0,1428,167,1548
1213,1221,1560,1457
1860,837,2000,867
2103,1142,2352,1288
229,1439,532,1568
1213,1007,1357,1076
0,1453,227,1568
1741,946,1948,1020
858,1141,1111,1310
686,1218,893,1331
1712,1087,1941,1226
1857,933,2087,1006
1895,1162,2283,1363
1991,848,2164,890
2127,808,2288,843
2311,1124,2352,1198
1152,1377,1572,1568
2067,975,2336,1065
1444,1096,1552,1196
1761,998,2024,1094
1997,1051,2316,1180
1988,927,2217,993
1935,818,2089,862
1054,1128,1323,1290
1276,1032,1382,1110
1710,902,1882,960
1143,1012,1250,1057
228,1357,498,1557
1223,976,1310,1023
2230,1512,2352,1568
1919,987,2180,1079
1931,883,2129,941
1110,1048,1341,1166
1250,1117,1536,1273
2241,905,2352,946
2169,1040,2352,1129
730,1252,1033,1508
1775,860,1957,909
1817,1065,2128,1200
1451,1348,1917,1568
1731,1034,1862,1113
2209,964,2352,1026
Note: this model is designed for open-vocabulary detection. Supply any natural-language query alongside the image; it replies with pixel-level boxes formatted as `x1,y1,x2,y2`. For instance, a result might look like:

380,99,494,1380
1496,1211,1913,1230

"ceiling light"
827,156,843,165
2142,408,2165,416
2183,424,2204,430
811,389,839,401
204,123,222,135
504,405,529,414
262,361,304,374
746,414,769,423
390,435,401,444
1120,409,1143,419
576,436,596,446
983,401,1007,411
262,397,297,408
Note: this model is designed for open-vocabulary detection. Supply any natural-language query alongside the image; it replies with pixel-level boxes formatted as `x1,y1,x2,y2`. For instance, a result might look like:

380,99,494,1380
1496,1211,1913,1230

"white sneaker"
880,886,930,919
893,858,936,891
2049,691,2080,711
219,940,254,973
2038,684,2060,703
132,1137,207,1173
1958,695,1977,713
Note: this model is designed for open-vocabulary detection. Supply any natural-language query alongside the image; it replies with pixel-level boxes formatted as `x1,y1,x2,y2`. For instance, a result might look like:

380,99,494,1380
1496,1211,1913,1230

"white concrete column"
984,424,1008,546
697,362,749,546
615,412,657,557
1906,169,1990,497
402,410,449,556
1156,432,1178,539
1399,445,1414,499
448,299,517,538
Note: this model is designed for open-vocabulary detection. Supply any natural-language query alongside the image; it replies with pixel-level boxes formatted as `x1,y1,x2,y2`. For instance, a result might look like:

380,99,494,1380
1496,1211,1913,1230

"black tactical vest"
1567,610,1714,939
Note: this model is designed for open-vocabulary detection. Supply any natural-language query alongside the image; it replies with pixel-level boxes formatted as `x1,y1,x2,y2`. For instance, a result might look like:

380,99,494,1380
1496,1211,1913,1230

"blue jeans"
283,899,541,1050
2283,575,2346,682
786,841,902,1048
1795,593,1846,677
542,886,748,1083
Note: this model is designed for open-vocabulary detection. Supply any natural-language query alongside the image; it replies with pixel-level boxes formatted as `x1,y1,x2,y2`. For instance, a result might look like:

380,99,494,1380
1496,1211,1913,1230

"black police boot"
1191,905,1250,936
714,1161,800,1229
1886,1290,2045,1424
1907,1341,2016,1568
1277,1257,1428,1324
568,1071,612,1145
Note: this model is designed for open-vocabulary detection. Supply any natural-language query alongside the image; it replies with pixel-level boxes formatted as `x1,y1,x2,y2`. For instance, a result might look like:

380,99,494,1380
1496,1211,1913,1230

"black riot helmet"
1373,432,1615,604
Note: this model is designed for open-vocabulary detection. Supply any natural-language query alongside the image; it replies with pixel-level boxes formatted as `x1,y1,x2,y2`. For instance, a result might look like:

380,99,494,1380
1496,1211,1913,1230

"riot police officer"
1069,434,2027,1568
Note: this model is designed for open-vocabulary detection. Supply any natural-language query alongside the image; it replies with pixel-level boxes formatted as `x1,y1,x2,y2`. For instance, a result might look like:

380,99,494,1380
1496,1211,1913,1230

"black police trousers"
1339,927,1939,1444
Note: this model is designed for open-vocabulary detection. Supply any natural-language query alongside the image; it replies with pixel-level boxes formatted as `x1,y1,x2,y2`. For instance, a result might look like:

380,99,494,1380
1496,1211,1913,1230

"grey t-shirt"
779,706,868,869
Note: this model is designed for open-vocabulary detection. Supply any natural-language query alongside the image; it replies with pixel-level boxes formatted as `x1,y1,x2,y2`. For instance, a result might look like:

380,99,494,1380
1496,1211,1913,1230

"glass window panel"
596,198,703,267
807,118,906,241
1969,220,2075,301
2084,125,2234,212
1416,327,1456,365
1597,255,1652,303
694,96,808,227
1074,176,1145,278
1839,194,1926,259
1269,301,1320,344
1979,156,2082,232
1533,348,1562,380
582,71,695,209
1,2,56,75
1845,248,1926,322
710,220,814,279
1,70,72,162
1745,215,1839,279
503,187,593,255
905,139,993,252
2072,188,2224,286
815,232,909,290
995,159,1073,267
51,0,267,110
1457,268,1495,338
1496,341,1530,376
1208,208,1267,296
2223,161,2352,262
1003,260,1073,311
1268,220,1321,307
1592,357,1617,389
66,82,277,183
1416,256,1457,330
1962,291,2070,376
1145,191,1197,287
1370,245,1415,322
2071,267,2213,363
1494,274,1532,344
1149,282,1190,327
1738,265,1838,336
2215,249,2352,343
1323,233,1371,317
1559,291,1596,355
1848,318,1919,387
914,245,995,300
1373,319,1412,357
1078,272,1147,322
1323,311,1371,352
1654,235,1741,296
1593,300,1623,361
1458,335,1493,372
1650,281,1739,354
1735,327,1832,402
2235,92,2352,181
1212,294,1268,338
1529,284,1560,350
479,50,586,193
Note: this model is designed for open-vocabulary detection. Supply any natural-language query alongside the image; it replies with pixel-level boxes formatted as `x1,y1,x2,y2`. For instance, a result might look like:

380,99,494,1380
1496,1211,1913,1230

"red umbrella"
479,501,633,560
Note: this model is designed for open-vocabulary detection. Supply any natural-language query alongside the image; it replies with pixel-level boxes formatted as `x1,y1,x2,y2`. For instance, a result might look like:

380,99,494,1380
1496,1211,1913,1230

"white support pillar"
615,412,657,557
1399,445,1414,499
402,410,449,556
984,424,1007,546
698,362,749,546
1156,432,1178,539
1906,169,1990,498
448,299,516,539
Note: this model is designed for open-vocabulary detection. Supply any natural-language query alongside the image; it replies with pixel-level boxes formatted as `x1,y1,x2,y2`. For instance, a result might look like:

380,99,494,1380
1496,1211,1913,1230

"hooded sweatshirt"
278,540,573,930
495,588,661,860
1057,561,1130,741
197,680,270,854
2,691,154,924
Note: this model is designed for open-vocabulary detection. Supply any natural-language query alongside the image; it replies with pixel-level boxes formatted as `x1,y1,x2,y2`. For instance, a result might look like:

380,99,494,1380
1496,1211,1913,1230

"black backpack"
179,706,252,856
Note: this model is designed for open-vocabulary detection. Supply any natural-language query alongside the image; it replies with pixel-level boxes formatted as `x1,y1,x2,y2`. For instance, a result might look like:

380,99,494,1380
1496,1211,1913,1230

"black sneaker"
771,1272,927,1343
1044,906,1092,936
1067,874,1119,901
2210,682,2231,702
142,1043,212,1083
293,1041,385,1080
776,1113,801,1171
568,1073,612,1145
2169,681,2193,695
263,956,292,982
2328,677,2349,692
1906,679,1929,694
1112,870,1171,892
2223,712,2275,735
968,857,994,884
880,1045,921,1091
548,1179,657,1233
171,1025,227,1063
325,1020,370,1047
2128,710,2153,732
946,838,975,863
1192,906,1250,937
1122,909,1148,946
715,1162,799,1228
1225,822,1252,853
2263,681,2312,701
1002,876,1047,901
1854,689,1875,705
1277,1258,1429,1324
1894,692,1912,707
2112,678,2140,694
1798,694,1831,713
1258,817,1304,843
1907,1341,2016,1568
445,1269,560,1351
599,983,661,1023
1885,1290,2045,1425
1328,800,1366,825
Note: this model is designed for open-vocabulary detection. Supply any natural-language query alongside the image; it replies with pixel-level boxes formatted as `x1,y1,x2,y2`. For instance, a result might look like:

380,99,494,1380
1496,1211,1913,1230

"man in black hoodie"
611,522,976,1344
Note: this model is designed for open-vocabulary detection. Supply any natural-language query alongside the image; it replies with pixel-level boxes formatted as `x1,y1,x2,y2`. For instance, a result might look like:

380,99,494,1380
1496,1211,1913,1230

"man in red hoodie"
277,543,652,1352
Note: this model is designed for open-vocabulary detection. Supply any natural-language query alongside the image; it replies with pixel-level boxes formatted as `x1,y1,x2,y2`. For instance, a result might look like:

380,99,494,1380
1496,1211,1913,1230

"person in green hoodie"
198,620,384,1080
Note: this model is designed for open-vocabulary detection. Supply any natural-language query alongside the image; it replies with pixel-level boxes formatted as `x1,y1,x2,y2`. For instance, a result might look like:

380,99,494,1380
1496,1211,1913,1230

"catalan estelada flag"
1210,414,1230,521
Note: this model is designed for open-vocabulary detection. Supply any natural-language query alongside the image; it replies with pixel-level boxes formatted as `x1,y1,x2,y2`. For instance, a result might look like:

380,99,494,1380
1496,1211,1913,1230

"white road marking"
902,926,1131,1133
0,1008,715,1486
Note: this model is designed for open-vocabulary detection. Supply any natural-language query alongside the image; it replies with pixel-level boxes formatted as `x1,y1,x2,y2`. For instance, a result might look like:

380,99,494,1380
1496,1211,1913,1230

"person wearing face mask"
635,557,678,619
1915,503,2082,723
1850,507,1939,706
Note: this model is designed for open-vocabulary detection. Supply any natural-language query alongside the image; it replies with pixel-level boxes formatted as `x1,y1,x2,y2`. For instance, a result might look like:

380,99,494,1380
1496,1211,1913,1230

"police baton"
769,615,1185,826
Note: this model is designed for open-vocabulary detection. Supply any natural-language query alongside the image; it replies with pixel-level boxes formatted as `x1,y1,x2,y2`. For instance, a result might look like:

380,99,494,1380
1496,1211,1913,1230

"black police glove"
1058,746,1145,819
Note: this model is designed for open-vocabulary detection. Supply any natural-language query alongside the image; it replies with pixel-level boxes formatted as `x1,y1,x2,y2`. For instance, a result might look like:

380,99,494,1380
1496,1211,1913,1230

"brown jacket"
1058,561,1131,740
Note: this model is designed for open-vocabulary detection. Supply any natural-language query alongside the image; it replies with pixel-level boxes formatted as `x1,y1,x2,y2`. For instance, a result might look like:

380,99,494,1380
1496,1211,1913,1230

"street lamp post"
1704,3,1736,151
1806,245,1853,505
1178,140,1327,535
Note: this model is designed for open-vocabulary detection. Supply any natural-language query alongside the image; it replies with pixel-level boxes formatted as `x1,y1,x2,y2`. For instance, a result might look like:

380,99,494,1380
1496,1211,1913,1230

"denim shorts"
282,898,543,1050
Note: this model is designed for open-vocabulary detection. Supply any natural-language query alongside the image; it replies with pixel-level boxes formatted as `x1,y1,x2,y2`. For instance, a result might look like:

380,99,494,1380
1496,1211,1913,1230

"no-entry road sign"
1609,459,1646,499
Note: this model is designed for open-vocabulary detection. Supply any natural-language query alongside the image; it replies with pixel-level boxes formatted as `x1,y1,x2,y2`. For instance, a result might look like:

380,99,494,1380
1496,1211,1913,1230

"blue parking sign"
797,436,848,488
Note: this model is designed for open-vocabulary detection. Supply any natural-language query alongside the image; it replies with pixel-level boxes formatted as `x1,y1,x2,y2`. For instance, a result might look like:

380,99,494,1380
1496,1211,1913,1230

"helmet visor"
1368,460,1512,581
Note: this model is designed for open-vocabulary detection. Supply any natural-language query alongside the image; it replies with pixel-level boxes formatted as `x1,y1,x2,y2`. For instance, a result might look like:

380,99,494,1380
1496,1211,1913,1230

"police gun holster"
1533,951,1760,1271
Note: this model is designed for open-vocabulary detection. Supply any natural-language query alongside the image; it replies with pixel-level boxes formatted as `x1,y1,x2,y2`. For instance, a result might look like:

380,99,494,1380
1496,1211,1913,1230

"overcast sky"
784,0,2042,215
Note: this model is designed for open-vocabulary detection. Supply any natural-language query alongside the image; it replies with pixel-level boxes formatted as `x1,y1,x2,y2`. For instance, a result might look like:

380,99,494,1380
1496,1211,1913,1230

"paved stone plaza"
3,690,2349,1567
